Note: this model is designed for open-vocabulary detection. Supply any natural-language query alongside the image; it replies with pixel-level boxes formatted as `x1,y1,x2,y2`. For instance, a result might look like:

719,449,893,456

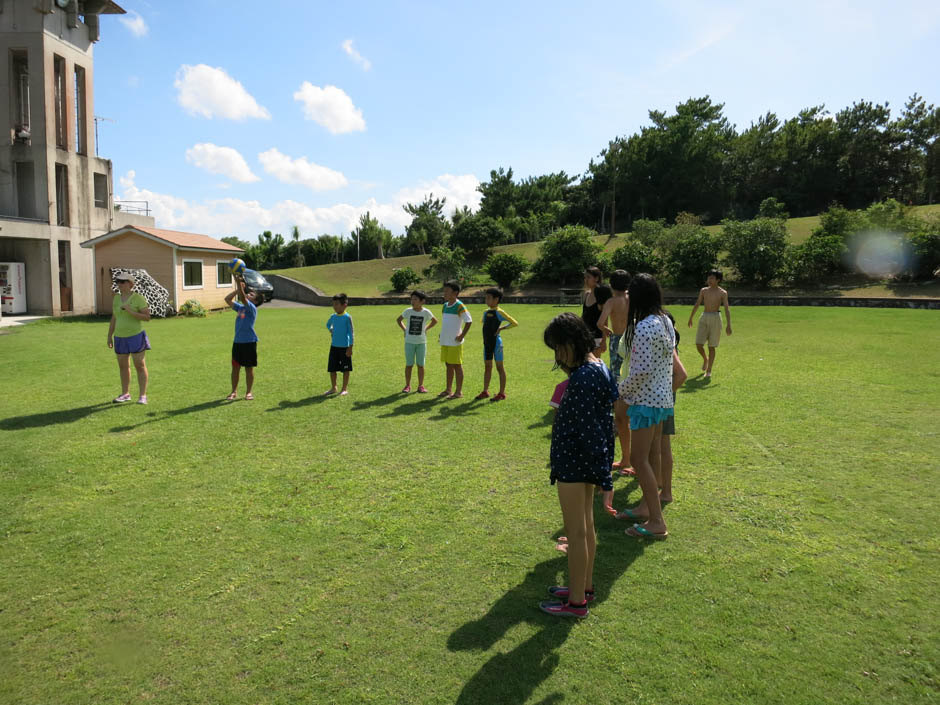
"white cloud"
341,39,372,71
185,143,259,183
175,65,271,121
293,82,365,134
117,171,481,239
119,10,148,37
258,148,348,191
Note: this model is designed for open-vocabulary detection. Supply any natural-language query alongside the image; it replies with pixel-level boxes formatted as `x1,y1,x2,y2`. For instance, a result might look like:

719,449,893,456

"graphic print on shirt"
408,315,424,337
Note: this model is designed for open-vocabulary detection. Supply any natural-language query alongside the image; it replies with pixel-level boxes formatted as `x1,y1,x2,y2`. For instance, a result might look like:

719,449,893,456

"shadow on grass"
0,402,117,430
372,396,486,420
528,409,554,429
678,374,716,394
109,399,228,432
266,395,332,412
427,398,485,421
350,393,407,411
448,505,646,703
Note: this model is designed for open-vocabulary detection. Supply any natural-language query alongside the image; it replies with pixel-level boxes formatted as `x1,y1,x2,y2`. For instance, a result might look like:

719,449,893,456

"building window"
53,55,67,149
55,163,69,226
216,260,233,287
15,161,37,219
94,173,108,208
74,65,86,154
12,50,30,139
183,259,204,289
58,240,72,311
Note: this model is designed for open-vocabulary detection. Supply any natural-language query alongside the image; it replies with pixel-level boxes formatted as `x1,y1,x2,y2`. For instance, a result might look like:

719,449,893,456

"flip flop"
626,524,668,540
614,508,646,522
617,467,636,477
245,393,254,400
225,392,237,401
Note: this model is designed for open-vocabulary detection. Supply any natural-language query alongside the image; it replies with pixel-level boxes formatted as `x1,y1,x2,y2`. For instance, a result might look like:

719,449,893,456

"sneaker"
491,392,506,401
401,385,411,393
417,386,428,393
539,600,588,618
113,393,131,403
475,391,490,400
136,395,147,405
548,586,595,602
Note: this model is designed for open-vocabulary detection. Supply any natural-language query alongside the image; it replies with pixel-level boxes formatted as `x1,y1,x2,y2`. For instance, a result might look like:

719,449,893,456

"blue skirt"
114,330,150,355
628,404,673,430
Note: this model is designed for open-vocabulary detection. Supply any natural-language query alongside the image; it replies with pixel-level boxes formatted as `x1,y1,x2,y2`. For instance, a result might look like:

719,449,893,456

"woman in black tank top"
581,266,606,348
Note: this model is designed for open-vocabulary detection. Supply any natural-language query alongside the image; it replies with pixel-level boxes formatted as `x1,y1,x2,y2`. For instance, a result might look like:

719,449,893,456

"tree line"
225,93,938,270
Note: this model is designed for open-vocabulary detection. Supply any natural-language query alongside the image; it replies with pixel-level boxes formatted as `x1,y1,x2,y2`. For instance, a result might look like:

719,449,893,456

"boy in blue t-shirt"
224,274,264,400
325,293,354,396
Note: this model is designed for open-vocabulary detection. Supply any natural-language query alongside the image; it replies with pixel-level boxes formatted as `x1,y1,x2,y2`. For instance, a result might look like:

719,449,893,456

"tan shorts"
696,312,722,347
440,344,464,365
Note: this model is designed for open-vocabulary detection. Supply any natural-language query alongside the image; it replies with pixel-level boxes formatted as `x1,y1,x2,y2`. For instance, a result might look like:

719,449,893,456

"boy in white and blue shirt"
325,293,354,396
396,290,437,393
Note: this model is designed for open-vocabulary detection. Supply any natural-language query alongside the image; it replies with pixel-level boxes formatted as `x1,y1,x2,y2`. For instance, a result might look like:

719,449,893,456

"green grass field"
268,205,940,299
1,305,938,704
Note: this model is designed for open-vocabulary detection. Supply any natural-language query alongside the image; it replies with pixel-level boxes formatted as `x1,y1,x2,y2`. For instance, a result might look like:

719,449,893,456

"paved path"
0,314,49,329
262,299,320,309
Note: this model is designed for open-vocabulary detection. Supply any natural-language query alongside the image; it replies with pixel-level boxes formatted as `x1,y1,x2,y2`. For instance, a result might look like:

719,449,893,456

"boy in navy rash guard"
476,287,518,401
325,293,354,396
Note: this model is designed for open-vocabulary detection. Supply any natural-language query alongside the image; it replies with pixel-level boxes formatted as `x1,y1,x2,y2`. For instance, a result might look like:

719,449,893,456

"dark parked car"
243,268,274,302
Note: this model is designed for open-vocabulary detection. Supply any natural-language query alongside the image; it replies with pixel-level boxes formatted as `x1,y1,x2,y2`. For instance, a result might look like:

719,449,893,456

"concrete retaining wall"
266,274,939,310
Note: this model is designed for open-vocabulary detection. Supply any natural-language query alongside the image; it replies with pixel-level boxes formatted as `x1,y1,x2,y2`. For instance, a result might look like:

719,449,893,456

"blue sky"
92,0,940,242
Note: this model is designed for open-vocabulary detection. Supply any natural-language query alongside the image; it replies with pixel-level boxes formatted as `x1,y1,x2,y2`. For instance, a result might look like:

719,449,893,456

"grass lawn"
1,305,938,704
267,205,940,299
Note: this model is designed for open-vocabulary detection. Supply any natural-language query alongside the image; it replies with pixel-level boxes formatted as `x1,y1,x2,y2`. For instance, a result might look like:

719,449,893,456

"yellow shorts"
440,345,464,365
695,312,722,347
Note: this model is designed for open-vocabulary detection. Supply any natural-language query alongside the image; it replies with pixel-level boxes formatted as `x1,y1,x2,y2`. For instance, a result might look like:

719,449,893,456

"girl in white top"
616,273,675,540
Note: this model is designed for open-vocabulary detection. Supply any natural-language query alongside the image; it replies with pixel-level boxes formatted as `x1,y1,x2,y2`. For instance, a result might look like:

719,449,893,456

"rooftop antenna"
93,115,115,156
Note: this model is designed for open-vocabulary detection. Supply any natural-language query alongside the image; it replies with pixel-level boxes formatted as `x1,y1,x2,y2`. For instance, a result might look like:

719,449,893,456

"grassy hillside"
266,205,940,298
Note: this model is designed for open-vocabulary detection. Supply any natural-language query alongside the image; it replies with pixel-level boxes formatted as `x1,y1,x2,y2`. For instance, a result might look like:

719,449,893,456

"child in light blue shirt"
325,293,354,396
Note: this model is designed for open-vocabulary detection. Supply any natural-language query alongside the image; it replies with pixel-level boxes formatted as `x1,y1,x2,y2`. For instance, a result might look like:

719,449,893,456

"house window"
93,173,108,208
217,260,233,287
74,65,86,154
55,163,69,226
183,259,204,289
53,55,67,149
12,50,30,139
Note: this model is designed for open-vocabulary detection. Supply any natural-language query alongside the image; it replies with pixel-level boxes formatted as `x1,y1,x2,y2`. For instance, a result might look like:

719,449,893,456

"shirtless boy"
687,270,732,378
598,269,632,477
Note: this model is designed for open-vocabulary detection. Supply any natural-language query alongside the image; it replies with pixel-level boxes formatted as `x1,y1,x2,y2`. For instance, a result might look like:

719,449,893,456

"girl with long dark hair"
616,273,674,539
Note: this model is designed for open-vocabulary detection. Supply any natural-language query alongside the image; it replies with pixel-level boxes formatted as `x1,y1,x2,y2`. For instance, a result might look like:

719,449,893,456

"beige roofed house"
80,225,244,313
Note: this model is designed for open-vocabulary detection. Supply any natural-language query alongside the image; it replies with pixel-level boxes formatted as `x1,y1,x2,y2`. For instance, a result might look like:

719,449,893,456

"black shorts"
232,342,257,368
328,345,352,372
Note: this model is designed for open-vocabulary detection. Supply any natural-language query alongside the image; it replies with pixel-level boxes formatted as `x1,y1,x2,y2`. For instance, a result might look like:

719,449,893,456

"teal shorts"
404,341,427,366
627,404,674,430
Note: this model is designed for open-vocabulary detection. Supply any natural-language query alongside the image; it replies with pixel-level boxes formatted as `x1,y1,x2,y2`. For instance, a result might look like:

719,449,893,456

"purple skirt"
114,330,151,355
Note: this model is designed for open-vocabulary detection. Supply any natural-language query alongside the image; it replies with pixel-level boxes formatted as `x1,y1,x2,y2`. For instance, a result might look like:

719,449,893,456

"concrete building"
0,0,152,315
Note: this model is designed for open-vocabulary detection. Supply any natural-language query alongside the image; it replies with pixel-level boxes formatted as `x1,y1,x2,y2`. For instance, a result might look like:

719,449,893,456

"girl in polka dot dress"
617,273,675,540
539,313,618,618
